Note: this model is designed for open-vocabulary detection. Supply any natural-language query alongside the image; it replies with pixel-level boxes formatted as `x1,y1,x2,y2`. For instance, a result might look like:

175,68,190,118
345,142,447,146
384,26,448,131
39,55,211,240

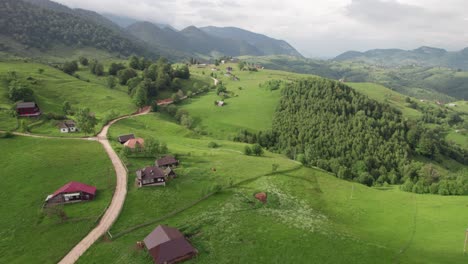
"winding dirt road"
54,108,150,264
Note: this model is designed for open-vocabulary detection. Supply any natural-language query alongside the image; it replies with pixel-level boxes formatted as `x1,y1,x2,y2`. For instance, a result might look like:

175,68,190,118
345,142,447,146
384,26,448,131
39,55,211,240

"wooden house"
117,134,135,144
136,166,167,187
156,155,179,168
45,182,96,205
143,225,197,264
16,102,41,117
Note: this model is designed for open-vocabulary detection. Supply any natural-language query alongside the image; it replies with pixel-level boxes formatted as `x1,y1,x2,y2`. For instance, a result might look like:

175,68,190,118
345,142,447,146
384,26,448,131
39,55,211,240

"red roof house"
45,182,96,205
124,138,145,150
16,102,41,117
144,225,197,264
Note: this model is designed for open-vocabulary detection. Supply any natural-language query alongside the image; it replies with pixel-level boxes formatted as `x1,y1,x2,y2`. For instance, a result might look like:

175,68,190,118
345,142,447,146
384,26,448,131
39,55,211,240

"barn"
156,155,179,168
16,102,41,117
45,182,96,205
117,134,135,144
144,225,197,264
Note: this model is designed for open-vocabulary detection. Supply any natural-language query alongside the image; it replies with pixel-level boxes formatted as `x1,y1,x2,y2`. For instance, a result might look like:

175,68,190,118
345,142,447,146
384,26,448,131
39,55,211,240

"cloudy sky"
54,0,468,58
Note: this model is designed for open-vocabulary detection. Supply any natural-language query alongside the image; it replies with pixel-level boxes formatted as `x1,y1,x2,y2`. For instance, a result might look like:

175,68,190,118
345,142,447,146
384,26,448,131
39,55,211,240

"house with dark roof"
136,165,176,188
144,225,197,264
59,120,77,133
156,155,179,168
16,102,41,117
45,182,96,205
117,134,135,144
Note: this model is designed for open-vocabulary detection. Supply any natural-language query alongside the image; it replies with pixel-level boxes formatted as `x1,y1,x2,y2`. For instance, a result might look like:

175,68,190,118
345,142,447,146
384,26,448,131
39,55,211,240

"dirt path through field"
57,107,150,264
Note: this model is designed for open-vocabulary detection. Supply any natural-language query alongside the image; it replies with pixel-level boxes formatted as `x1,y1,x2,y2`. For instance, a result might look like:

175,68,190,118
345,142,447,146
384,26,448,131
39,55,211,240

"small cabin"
143,225,197,264
156,155,179,168
59,120,77,133
117,134,135,144
16,102,41,117
136,166,167,187
45,182,96,205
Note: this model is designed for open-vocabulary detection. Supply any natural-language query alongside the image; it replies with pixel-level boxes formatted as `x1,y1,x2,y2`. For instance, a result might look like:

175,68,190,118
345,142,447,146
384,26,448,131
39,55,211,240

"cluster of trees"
4,71,35,102
0,0,149,56
259,80,287,91
160,107,195,129
252,78,467,194
244,144,264,156
125,57,190,107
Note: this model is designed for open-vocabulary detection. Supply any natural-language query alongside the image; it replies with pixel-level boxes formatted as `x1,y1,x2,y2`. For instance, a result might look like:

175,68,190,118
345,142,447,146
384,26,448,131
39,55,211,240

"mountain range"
334,46,468,70
0,0,303,60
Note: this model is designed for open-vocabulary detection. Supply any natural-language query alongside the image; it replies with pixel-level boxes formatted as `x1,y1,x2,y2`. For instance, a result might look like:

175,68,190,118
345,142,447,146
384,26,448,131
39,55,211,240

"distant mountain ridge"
126,22,303,58
334,46,468,70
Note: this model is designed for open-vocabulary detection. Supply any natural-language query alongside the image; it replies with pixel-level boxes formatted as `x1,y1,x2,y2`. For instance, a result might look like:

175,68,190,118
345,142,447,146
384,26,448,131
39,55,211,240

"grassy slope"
348,82,423,119
349,82,468,150
180,64,309,139
0,136,115,264
77,113,468,264
0,61,136,132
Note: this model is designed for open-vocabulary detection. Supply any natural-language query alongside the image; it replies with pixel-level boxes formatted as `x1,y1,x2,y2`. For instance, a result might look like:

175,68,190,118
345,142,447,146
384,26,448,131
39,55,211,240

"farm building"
45,181,96,205
16,102,41,117
124,138,145,151
117,134,135,144
226,66,233,72
156,155,179,168
136,166,176,187
157,98,174,106
59,120,77,133
143,225,197,264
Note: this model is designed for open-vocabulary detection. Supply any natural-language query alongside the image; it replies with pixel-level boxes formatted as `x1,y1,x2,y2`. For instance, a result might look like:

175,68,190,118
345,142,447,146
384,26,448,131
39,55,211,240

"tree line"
236,78,467,194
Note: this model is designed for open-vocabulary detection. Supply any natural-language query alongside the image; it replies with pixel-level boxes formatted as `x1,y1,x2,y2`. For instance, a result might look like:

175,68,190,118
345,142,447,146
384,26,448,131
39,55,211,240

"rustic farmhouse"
136,166,176,188
156,155,179,168
45,182,96,205
124,138,145,151
59,120,77,133
16,102,41,117
117,134,135,144
143,225,197,264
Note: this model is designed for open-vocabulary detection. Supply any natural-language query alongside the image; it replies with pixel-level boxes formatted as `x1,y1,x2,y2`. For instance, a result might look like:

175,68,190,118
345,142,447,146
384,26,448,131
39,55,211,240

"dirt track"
55,108,150,264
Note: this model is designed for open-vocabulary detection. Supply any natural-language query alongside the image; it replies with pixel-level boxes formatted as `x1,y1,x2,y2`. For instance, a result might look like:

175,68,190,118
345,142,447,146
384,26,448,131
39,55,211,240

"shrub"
208,142,219,148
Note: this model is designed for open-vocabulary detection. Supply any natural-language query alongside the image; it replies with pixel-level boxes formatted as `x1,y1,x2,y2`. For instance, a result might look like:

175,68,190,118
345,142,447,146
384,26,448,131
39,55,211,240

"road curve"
58,108,150,264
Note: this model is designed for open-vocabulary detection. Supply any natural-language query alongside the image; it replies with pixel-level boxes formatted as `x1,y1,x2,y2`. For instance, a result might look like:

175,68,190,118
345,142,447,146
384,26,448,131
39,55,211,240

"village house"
117,134,135,144
16,102,41,117
156,155,179,168
59,120,77,133
143,225,197,264
45,181,96,205
124,138,145,151
136,166,168,187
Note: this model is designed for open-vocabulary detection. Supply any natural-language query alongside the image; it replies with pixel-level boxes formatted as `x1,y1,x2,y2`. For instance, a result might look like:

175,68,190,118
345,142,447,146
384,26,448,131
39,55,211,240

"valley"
1,1,468,263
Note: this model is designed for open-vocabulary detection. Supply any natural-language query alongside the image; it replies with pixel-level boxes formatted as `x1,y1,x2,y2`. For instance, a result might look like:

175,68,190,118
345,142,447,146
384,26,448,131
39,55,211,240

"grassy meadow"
180,64,309,139
0,136,115,264
0,61,136,132
75,112,468,264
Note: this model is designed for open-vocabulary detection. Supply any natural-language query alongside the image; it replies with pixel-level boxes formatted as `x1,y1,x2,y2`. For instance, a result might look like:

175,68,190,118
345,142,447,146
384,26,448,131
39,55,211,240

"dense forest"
0,0,151,57
239,78,467,194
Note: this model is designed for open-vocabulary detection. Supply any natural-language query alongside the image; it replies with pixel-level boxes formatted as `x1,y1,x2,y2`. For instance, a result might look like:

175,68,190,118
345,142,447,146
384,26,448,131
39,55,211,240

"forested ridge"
0,0,151,57
259,78,467,193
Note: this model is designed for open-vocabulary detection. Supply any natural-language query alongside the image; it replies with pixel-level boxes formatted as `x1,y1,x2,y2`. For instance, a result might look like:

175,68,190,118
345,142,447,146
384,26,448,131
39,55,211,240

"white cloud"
54,0,468,57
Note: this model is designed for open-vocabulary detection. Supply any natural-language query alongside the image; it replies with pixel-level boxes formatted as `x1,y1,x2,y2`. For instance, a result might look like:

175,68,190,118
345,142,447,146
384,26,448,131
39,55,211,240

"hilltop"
334,46,468,70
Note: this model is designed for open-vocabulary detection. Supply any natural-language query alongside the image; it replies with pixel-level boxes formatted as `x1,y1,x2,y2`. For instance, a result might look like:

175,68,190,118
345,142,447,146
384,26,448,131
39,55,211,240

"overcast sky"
54,0,468,58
